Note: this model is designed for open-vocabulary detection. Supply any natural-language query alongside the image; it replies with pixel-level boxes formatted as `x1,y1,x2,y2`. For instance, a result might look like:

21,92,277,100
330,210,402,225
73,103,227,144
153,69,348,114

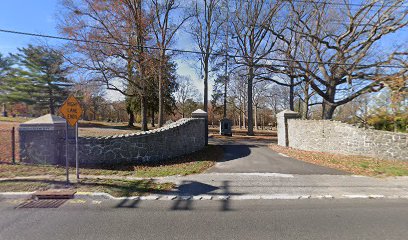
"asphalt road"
208,138,346,175
0,199,407,240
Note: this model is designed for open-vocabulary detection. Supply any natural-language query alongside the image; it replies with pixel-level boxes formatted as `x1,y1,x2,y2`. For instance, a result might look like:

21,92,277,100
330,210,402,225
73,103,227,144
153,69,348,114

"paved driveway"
208,137,347,175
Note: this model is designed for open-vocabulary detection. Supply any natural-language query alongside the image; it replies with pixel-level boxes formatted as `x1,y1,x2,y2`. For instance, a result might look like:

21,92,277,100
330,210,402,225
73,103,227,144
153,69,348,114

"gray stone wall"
76,118,206,166
19,127,66,165
286,119,408,161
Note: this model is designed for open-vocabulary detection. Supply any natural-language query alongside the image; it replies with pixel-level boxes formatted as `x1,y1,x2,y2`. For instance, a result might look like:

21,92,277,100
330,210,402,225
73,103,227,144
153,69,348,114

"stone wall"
76,118,206,166
286,119,408,161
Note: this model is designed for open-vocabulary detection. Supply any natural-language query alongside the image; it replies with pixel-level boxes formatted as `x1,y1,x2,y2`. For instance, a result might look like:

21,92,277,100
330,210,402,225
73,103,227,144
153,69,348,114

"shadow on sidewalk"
170,180,238,211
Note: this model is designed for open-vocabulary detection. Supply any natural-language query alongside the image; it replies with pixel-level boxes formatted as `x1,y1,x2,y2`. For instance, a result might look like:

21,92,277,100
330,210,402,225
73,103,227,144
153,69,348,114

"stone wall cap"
191,109,208,117
192,109,207,114
276,110,300,117
21,114,66,125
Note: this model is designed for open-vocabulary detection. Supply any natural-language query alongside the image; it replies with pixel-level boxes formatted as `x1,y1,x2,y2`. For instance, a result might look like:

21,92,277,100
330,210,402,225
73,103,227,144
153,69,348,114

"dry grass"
210,134,277,142
0,145,223,179
0,178,175,197
209,127,277,136
269,144,408,177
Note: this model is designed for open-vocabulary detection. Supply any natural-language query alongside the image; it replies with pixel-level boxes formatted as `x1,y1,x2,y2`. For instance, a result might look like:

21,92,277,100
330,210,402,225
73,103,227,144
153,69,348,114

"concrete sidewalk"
156,173,408,199
1,173,408,200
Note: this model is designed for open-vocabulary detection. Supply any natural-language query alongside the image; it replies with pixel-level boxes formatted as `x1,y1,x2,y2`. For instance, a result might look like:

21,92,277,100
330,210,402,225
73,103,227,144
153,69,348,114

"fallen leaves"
269,144,408,177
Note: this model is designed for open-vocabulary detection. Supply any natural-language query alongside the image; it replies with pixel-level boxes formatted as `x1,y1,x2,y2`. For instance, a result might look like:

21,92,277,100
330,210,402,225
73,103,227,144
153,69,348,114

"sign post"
65,121,69,184
59,95,83,183
76,122,79,179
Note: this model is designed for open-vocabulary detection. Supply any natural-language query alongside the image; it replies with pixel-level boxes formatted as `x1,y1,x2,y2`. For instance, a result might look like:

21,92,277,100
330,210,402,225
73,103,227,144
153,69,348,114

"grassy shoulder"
0,145,223,179
269,144,408,177
0,178,174,197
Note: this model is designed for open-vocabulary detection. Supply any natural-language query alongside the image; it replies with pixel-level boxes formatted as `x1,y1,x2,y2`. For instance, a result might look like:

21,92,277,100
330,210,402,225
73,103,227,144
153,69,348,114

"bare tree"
174,75,201,118
190,0,223,113
284,0,408,119
149,0,190,127
60,0,151,130
231,0,282,135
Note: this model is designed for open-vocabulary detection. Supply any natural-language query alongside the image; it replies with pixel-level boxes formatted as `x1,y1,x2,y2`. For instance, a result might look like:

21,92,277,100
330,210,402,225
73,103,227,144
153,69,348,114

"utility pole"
223,0,229,119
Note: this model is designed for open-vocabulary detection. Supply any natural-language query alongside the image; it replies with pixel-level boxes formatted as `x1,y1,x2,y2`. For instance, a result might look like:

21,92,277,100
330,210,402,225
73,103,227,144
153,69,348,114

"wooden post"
11,127,15,164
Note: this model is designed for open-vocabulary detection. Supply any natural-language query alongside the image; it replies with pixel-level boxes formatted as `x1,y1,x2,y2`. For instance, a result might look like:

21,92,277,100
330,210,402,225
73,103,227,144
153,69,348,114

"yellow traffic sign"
59,95,82,126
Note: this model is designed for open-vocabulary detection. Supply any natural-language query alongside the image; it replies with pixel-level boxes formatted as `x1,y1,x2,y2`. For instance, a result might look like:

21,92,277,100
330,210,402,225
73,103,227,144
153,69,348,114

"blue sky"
0,0,59,53
0,1,406,101
0,0,201,101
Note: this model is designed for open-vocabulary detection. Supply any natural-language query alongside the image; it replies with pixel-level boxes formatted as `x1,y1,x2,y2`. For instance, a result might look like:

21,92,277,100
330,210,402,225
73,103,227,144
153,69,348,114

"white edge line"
1,192,407,200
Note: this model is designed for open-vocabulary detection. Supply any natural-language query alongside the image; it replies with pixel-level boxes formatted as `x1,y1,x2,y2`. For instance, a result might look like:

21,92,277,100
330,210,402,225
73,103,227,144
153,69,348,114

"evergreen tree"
127,55,178,128
0,53,14,116
1,45,71,114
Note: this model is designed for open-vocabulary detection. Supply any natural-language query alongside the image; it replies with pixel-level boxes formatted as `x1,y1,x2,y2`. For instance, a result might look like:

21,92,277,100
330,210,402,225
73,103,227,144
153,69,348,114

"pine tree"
2,45,71,114
0,53,14,116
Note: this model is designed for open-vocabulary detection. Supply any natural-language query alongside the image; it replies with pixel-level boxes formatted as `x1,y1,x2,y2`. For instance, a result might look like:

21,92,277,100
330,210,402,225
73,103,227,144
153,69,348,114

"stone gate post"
19,114,67,165
277,110,300,147
192,109,208,146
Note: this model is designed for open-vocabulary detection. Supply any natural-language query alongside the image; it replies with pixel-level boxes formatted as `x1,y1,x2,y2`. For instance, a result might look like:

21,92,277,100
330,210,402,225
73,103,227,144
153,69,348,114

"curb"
2,192,408,201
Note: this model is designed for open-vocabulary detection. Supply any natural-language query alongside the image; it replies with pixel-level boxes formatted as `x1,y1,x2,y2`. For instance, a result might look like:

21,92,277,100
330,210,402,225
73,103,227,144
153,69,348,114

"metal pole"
75,122,79,180
11,127,15,164
65,121,69,184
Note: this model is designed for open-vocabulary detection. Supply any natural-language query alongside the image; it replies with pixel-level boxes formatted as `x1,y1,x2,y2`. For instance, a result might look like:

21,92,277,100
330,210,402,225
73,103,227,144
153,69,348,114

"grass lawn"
270,145,408,177
0,178,174,197
0,145,223,179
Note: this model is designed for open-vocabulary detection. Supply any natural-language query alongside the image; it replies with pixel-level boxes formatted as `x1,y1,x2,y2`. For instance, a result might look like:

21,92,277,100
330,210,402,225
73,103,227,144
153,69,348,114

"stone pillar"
192,109,208,146
277,110,300,147
19,114,67,165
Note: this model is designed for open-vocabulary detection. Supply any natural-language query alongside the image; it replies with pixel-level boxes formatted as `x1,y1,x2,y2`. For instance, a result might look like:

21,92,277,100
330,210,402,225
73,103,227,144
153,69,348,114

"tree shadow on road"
218,144,253,162
169,180,237,212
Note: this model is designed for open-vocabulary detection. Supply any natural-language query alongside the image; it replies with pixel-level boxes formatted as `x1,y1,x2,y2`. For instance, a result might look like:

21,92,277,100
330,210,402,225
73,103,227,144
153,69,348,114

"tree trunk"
203,55,209,112
223,76,227,118
151,108,155,128
247,64,254,136
289,76,294,111
128,110,134,127
301,82,310,119
92,109,96,121
48,87,55,115
321,86,336,119
140,95,148,131
158,55,164,127
2,103,7,117
254,104,258,130
322,101,336,119
302,99,309,120
238,108,241,129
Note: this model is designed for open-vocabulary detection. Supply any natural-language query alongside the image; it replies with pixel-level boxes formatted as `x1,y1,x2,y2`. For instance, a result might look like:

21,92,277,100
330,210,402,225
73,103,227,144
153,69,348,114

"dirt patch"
209,127,277,137
79,127,140,137
210,134,277,142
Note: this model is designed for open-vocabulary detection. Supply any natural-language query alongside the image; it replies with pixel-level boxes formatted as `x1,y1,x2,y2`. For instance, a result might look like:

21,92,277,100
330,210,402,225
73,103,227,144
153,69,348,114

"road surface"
208,138,346,174
0,199,407,240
